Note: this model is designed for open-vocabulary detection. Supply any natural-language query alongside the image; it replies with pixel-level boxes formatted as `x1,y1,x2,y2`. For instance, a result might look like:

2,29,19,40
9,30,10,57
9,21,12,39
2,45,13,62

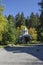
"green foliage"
29,12,40,28
15,13,21,27
39,30,43,42
0,0,5,14
0,0,43,45
17,25,26,36
25,13,40,29
20,12,25,25
38,0,43,41
25,16,30,28
2,28,18,45
8,28,18,44
0,5,4,14
15,12,25,27
0,14,8,42
3,16,18,44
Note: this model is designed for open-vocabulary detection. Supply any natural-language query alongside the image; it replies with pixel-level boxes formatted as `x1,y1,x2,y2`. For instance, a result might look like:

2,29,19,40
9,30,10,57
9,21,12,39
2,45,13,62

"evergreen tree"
38,0,43,41
15,13,21,27
20,12,25,25
15,12,25,27
25,16,30,28
38,0,43,26
29,12,39,28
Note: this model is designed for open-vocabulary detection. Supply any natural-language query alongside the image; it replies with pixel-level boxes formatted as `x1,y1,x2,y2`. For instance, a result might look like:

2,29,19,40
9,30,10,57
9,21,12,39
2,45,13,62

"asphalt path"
0,45,43,65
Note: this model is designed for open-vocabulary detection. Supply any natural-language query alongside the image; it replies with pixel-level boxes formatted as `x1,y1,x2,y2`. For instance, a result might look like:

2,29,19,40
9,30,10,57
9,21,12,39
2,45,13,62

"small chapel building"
19,27,32,43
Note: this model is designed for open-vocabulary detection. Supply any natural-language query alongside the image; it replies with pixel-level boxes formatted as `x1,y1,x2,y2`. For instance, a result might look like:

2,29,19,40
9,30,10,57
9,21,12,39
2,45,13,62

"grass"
0,45,5,48
30,41,41,44
0,41,43,48
16,41,43,46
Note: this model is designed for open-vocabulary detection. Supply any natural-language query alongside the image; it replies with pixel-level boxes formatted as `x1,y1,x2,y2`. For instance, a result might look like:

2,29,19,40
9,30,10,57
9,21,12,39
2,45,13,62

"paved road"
0,45,43,65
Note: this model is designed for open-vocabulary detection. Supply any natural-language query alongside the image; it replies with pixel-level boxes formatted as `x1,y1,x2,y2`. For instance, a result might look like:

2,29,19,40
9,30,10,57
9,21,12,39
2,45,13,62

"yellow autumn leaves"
28,28,37,40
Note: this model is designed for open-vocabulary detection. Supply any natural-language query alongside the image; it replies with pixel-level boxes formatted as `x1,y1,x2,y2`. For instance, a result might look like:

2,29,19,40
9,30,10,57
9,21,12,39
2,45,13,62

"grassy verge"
16,41,43,46
0,41,43,48
0,45,5,48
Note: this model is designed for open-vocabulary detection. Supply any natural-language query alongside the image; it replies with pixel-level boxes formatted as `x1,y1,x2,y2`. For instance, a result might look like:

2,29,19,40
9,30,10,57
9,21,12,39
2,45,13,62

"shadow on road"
4,45,43,61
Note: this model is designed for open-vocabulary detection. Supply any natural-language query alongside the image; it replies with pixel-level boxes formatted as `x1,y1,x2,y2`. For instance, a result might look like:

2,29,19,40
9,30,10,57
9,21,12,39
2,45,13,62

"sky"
2,0,41,17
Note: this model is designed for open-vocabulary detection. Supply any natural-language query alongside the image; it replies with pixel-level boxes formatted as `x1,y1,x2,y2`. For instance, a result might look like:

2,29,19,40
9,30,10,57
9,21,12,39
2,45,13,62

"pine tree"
38,0,43,26
38,0,43,41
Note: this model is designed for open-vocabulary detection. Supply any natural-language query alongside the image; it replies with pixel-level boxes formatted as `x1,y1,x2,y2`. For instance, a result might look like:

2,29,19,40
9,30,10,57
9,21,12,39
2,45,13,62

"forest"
0,0,43,45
